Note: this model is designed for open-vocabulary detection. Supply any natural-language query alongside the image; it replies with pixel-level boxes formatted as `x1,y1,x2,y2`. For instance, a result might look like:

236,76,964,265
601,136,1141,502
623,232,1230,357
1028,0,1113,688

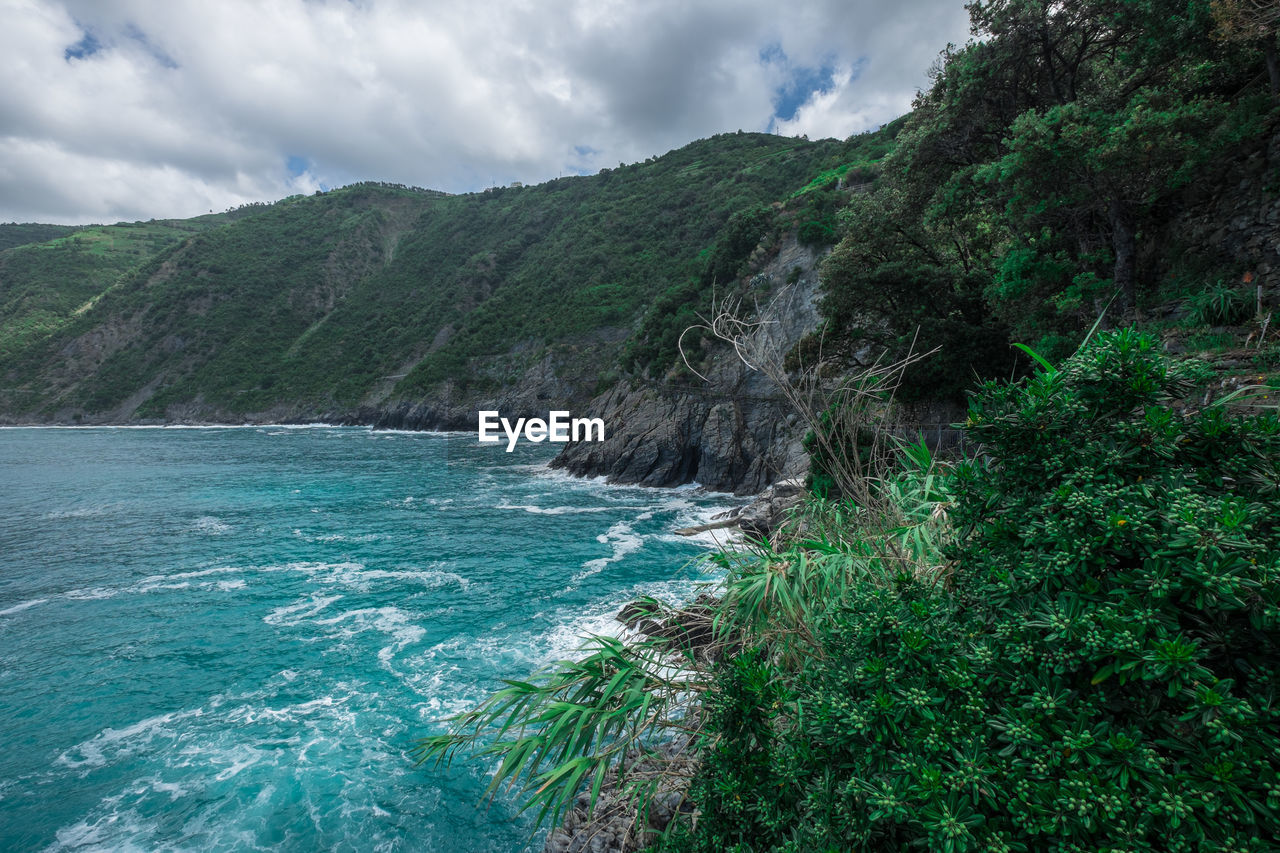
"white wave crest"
0,597,47,617
572,520,644,582
495,502,617,515
194,516,231,535
264,593,344,626
57,708,206,771
273,561,468,592
292,605,429,670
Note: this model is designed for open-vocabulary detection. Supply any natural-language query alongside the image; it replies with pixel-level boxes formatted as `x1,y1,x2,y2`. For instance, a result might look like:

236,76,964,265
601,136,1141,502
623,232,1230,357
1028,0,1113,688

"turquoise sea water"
0,427,728,852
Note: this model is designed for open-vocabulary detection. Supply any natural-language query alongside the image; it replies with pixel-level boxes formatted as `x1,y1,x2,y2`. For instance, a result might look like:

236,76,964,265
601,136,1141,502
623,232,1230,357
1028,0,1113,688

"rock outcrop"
542,594,722,853
541,735,697,853
672,478,806,541
550,236,825,495
1166,125,1280,302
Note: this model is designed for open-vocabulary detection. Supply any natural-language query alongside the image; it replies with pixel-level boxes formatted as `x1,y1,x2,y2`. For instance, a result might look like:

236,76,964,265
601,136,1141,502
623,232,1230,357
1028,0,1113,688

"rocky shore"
550,238,825,496
542,596,721,853
542,733,698,853
541,480,803,853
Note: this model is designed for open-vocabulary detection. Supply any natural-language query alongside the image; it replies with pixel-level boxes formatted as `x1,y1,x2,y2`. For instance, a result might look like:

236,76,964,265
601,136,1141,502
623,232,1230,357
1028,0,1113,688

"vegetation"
677,331,1280,852
0,217,241,364
0,135,842,418
817,0,1277,396
422,332,1280,851
415,1,1280,849
0,223,81,252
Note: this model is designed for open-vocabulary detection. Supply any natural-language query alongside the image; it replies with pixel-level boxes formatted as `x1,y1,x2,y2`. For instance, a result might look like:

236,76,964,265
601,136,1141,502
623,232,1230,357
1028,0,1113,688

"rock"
542,734,698,853
616,595,721,664
549,234,824,495
735,477,806,539
647,791,687,828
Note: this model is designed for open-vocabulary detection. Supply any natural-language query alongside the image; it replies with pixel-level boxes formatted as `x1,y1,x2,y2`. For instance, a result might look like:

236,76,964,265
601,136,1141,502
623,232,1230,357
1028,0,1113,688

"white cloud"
0,0,972,224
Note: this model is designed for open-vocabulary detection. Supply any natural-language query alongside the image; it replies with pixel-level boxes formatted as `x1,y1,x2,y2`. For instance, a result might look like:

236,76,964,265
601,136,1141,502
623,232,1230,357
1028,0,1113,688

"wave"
264,593,344,626
291,530,381,543
224,693,350,727
50,806,155,851
573,520,645,582
495,501,620,515
130,565,245,594
57,707,206,771
284,605,431,674
43,504,116,519
43,678,389,851
522,574,718,671
0,597,47,617
63,586,118,601
385,495,453,507
522,464,609,485
194,516,231,535
55,566,251,602
271,561,469,592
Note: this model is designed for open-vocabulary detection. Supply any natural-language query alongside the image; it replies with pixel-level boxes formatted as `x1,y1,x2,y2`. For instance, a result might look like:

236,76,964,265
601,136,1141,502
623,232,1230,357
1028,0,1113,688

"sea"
0,426,732,852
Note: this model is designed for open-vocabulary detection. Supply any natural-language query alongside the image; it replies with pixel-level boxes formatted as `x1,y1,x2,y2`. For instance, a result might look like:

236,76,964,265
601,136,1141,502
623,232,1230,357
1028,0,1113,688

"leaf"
1012,342,1057,377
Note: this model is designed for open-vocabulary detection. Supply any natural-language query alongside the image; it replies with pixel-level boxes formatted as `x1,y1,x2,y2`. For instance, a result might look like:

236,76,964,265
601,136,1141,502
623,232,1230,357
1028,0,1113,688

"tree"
981,85,1237,315
1212,0,1280,95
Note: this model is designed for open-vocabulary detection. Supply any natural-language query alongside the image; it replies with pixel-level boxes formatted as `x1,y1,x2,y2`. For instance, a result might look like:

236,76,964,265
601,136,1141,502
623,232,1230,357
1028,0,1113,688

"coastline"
0,427,740,851
1,418,769,853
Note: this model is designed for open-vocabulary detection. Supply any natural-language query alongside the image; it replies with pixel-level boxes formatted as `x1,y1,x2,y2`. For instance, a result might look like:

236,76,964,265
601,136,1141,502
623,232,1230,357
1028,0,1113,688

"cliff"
550,236,825,494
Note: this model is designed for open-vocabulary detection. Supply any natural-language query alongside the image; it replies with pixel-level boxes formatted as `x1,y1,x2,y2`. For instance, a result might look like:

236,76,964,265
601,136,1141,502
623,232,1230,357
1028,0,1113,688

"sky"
0,0,973,225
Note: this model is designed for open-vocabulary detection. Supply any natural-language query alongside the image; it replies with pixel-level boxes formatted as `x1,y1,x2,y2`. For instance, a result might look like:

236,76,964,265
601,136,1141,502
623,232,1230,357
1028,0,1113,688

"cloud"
0,0,971,224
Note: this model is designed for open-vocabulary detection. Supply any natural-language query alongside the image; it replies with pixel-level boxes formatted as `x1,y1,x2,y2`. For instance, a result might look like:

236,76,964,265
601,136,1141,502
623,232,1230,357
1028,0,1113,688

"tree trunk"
1108,199,1137,316
1267,39,1279,98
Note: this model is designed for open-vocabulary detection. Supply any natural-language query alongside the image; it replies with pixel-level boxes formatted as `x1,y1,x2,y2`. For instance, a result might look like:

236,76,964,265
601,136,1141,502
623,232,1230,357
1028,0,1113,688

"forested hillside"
0,132,856,425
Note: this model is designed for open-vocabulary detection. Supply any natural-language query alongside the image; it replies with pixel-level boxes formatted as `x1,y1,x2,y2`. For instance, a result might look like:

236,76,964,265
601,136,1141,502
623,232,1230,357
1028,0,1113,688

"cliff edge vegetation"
424,329,1280,853
418,1,1280,850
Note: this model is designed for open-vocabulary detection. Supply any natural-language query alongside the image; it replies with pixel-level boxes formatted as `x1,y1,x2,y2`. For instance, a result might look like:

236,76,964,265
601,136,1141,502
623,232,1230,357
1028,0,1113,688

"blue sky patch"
64,29,101,61
760,43,843,129
286,155,309,177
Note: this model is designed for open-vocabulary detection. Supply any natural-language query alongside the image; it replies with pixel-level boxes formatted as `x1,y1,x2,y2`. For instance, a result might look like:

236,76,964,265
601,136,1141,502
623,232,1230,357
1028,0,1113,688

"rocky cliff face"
550,236,826,495
353,334,625,432
1168,126,1280,298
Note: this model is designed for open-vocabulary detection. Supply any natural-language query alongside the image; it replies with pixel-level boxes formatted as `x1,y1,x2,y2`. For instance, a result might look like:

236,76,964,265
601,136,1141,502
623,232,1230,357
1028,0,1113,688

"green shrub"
800,397,886,501
797,218,837,247
671,330,1280,852
1187,283,1253,326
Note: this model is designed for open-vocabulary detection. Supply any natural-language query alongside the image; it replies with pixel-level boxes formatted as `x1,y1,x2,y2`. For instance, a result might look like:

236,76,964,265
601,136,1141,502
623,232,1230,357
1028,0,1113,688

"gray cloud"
0,0,970,224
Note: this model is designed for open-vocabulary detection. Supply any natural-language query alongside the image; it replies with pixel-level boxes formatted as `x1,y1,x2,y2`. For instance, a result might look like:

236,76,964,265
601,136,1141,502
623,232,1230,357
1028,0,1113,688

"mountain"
0,133,862,447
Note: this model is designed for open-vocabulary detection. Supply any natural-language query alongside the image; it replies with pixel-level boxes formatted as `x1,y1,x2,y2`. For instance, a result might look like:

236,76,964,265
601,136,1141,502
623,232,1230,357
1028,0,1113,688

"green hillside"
0,133,852,421
0,223,81,252
0,216,246,366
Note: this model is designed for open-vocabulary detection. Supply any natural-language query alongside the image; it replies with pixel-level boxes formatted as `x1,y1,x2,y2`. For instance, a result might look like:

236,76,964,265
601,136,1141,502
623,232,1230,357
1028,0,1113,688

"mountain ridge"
0,131,870,493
